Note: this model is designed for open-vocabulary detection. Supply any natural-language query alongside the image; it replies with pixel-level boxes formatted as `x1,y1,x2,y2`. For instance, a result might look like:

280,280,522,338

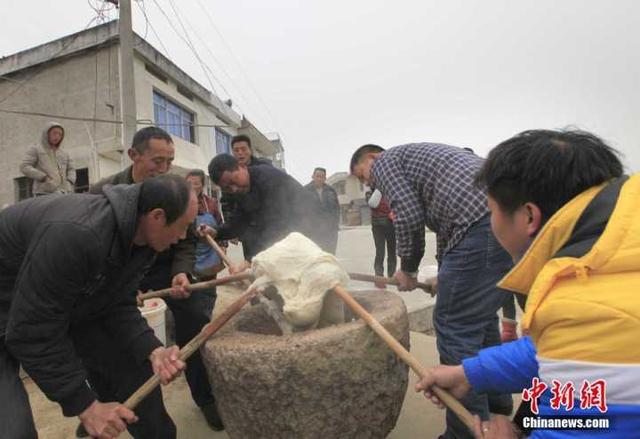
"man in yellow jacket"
416,129,639,438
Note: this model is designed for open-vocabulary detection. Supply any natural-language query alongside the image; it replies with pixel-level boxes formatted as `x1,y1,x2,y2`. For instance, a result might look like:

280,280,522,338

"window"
153,91,195,143
74,168,89,193
15,177,33,201
215,128,231,154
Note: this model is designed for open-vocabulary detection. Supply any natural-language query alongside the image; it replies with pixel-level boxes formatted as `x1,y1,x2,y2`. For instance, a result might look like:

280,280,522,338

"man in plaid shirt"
351,143,513,439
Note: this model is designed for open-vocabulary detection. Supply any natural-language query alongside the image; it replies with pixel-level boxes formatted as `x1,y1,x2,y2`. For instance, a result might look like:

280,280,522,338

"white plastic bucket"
418,264,439,282
140,298,167,346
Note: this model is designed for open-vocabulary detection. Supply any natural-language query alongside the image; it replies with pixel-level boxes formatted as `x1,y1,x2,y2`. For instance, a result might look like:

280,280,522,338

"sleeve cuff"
171,264,193,278
400,257,420,273
58,382,98,417
213,224,226,240
462,356,490,393
131,332,163,365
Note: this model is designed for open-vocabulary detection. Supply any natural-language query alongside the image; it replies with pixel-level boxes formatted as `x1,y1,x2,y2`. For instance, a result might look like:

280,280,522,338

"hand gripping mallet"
136,272,254,305
347,272,436,296
124,284,260,409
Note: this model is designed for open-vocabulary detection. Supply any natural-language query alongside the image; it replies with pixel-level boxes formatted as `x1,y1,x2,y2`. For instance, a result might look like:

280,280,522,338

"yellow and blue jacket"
463,175,640,438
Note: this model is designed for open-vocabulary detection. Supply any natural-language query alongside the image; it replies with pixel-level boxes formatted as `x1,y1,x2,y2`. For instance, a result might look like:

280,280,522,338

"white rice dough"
250,232,349,328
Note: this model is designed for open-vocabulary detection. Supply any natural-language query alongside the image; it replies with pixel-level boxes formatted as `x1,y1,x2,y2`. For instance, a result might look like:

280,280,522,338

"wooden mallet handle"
125,285,259,409
331,285,474,432
136,272,254,304
205,234,234,268
205,234,252,287
205,234,294,332
348,272,436,296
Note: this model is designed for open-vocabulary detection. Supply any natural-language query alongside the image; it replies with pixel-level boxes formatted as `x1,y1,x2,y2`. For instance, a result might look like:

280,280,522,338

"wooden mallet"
331,284,475,432
205,234,235,269
348,272,436,296
204,234,294,333
124,284,260,409
136,272,254,305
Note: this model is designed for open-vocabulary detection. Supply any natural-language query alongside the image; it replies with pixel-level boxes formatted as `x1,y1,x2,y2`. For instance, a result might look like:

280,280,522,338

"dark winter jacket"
219,156,273,258
91,166,196,286
303,182,340,229
216,165,323,259
0,185,162,417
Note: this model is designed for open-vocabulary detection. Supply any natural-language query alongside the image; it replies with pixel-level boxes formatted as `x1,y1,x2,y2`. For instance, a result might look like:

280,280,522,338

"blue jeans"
434,215,514,438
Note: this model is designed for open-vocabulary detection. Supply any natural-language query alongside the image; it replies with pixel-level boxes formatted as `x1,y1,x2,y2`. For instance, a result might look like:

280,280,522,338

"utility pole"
118,0,137,167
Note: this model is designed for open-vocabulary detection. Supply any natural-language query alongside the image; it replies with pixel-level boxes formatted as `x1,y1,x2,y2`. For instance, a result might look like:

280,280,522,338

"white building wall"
345,175,366,200
0,23,278,204
132,55,237,174
328,173,369,225
0,44,122,204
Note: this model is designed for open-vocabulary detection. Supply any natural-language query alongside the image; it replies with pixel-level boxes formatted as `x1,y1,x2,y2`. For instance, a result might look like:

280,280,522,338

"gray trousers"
0,340,37,439
1,330,176,439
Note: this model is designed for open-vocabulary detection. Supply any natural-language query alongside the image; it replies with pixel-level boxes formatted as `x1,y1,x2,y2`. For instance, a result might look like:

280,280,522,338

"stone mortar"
202,290,410,439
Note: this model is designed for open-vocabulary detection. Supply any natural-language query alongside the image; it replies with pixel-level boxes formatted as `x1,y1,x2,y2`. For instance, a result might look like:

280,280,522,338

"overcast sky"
2,0,639,182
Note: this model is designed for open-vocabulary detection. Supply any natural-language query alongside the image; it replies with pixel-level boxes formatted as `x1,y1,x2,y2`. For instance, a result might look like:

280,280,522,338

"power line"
137,118,230,128
87,0,116,23
149,0,278,136
137,0,281,140
0,14,103,105
133,0,149,40
165,0,224,99
195,0,281,134
165,1,248,114
149,0,220,97
0,108,122,124
168,2,279,125
134,0,171,57
0,108,231,128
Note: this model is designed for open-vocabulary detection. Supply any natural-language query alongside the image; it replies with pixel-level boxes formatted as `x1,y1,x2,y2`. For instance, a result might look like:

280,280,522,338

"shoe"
501,320,518,343
201,402,224,431
75,422,89,438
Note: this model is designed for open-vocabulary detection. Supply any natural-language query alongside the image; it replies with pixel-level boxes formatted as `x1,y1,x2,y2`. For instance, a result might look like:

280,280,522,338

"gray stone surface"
202,290,410,439
402,290,435,334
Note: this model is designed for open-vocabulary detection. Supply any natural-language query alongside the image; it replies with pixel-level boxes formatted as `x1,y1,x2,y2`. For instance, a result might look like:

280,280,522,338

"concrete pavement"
26,333,446,438
25,227,499,438
334,226,439,333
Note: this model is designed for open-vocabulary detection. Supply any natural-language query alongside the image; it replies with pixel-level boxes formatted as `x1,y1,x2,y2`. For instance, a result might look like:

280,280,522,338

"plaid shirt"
371,143,488,271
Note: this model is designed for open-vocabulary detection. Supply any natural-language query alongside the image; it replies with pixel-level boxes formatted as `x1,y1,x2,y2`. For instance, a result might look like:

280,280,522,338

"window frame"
215,128,231,155
153,90,196,143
